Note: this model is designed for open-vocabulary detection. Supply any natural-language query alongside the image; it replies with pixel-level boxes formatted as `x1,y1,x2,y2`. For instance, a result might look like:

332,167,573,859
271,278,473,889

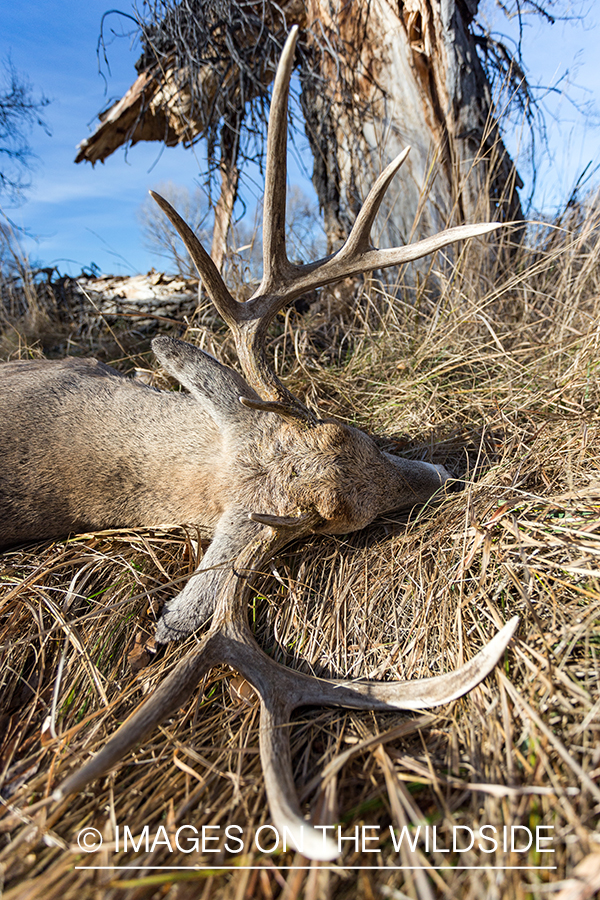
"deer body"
1,28,518,862
0,338,448,638
0,355,227,544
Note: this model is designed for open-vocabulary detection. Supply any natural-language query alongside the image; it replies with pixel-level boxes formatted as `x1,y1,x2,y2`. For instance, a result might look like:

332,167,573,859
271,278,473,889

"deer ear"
152,336,258,428
155,505,261,642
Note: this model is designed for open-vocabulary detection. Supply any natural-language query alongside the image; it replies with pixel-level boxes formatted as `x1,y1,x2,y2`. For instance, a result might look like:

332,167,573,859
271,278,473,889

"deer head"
48,28,518,861
149,332,452,641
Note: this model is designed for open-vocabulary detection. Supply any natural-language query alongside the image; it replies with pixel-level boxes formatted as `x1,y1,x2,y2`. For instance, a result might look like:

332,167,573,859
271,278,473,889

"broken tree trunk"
210,122,241,273
75,0,521,260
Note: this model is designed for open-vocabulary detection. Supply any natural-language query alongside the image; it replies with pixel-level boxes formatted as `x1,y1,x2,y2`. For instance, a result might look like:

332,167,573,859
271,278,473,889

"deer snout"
380,454,455,511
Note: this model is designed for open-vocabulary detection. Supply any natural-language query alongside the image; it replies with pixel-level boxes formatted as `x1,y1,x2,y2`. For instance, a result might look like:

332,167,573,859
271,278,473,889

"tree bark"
301,0,521,254
210,122,241,274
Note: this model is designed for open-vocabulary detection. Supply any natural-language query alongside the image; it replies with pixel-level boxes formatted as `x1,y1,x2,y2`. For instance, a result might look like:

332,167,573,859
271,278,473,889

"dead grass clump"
1,198,599,900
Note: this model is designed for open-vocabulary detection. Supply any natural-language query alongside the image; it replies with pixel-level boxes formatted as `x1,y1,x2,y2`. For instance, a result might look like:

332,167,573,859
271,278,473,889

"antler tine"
259,694,339,860
260,25,298,289
345,220,504,273
284,616,520,710
149,190,239,327
332,147,504,272
52,634,221,801
342,146,412,256
286,222,504,303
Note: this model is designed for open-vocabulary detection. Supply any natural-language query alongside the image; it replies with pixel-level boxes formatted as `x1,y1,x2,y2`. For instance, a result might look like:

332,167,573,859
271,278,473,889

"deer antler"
54,515,519,861
150,26,501,422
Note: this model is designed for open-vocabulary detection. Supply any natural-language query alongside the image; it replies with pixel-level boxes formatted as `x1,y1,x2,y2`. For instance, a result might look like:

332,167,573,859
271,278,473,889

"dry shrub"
1,195,599,900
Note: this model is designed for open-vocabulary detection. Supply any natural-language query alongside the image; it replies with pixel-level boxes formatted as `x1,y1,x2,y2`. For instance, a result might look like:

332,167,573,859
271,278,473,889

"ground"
0,208,599,899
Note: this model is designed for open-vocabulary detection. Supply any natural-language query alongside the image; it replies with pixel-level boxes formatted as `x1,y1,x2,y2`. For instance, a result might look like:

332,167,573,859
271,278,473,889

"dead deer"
0,28,518,861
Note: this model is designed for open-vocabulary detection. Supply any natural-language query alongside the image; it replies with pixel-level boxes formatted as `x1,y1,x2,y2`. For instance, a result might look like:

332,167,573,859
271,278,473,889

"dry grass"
1,198,599,900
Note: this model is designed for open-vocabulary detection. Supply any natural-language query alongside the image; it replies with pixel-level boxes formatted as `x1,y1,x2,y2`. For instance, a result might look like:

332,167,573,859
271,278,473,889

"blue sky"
1,0,599,277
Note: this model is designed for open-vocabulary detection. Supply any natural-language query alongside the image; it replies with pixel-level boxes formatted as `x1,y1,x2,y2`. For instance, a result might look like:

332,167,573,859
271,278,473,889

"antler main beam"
54,519,519,861
151,26,502,417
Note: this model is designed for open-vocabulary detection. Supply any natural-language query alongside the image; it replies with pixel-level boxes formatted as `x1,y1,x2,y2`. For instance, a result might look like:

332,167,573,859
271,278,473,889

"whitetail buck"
0,29,518,861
